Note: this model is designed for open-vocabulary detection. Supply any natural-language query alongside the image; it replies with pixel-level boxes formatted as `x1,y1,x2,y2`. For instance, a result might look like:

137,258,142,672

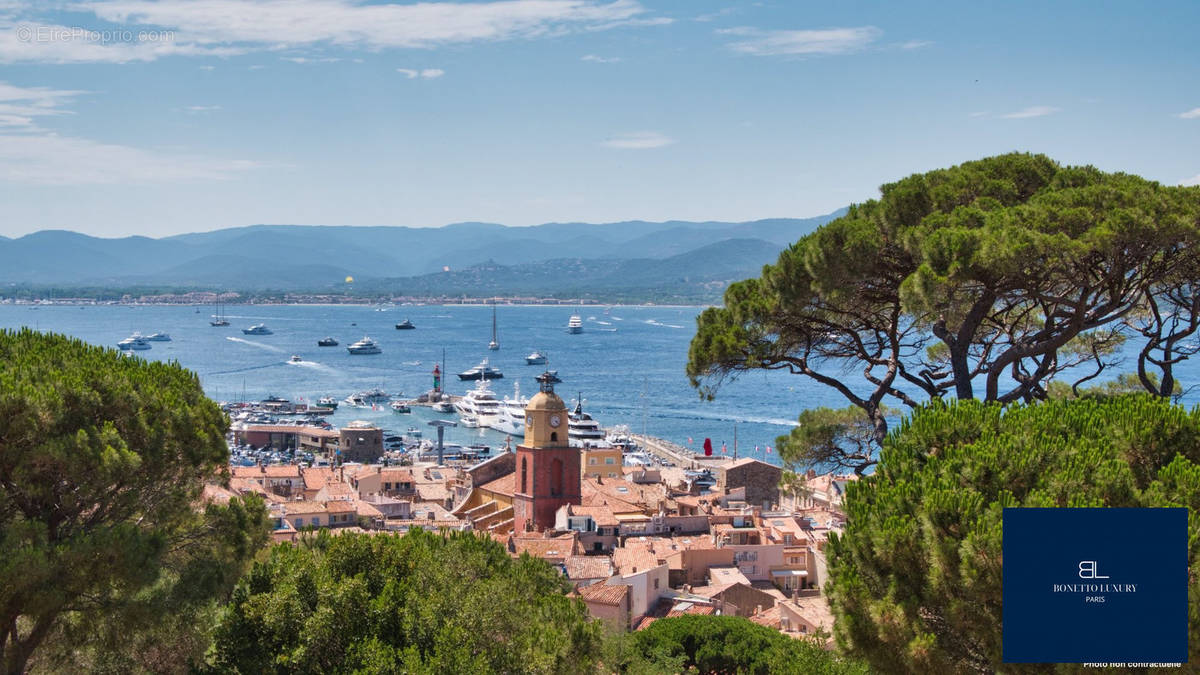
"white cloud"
719,26,881,56
281,56,341,64
0,81,86,129
198,64,214,70
0,132,265,184
1178,107,1200,119
55,0,657,56
581,53,620,63
601,130,675,149
183,104,221,112
0,20,245,63
968,111,989,118
1000,105,1060,119
0,79,265,184
397,67,443,78
1181,174,1200,187
897,39,931,49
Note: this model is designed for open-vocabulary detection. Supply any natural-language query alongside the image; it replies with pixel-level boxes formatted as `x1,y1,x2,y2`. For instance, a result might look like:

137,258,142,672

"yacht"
566,314,583,334
525,350,548,365
568,396,607,447
492,381,529,435
487,305,499,351
117,334,151,351
317,396,339,409
346,336,382,355
395,319,415,330
432,400,455,413
144,332,171,341
243,324,272,335
289,354,303,363
210,296,229,326
344,388,390,407
317,337,338,347
458,358,503,381
390,400,412,414
406,426,423,438
454,379,503,429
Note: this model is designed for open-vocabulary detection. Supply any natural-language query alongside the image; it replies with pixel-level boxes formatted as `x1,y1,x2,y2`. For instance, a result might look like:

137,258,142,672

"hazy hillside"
0,209,845,297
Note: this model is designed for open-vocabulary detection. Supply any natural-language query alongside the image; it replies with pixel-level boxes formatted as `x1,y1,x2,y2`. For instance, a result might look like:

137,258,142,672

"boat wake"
644,319,684,329
226,336,283,352
595,320,613,325
205,362,279,376
402,360,422,366
286,359,337,373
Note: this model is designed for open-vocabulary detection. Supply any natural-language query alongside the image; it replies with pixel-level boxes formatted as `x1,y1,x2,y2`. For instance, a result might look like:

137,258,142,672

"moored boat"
347,336,382,354
317,336,338,346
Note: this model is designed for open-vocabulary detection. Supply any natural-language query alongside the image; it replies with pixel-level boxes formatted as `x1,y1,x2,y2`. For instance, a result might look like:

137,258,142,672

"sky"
0,0,1198,238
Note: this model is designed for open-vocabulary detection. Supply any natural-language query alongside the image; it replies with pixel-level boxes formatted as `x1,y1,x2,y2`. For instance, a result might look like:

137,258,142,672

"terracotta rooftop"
278,501,328,515
478,473,516,497
577,582,630,607
569,505,619,527
613,544,662,577
511,532,582,561
300,466,335,491
564,555,614,580
232,464,302,479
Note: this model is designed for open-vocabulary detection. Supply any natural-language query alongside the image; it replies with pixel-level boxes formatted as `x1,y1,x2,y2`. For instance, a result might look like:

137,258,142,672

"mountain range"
0,210,845,301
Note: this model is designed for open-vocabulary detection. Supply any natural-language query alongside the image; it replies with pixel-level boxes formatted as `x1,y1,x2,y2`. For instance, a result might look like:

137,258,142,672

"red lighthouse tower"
513,372,580,532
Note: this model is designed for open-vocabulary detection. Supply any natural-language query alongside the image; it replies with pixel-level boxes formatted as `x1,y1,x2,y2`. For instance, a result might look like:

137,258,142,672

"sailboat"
210,294,229,326
488,304,499,351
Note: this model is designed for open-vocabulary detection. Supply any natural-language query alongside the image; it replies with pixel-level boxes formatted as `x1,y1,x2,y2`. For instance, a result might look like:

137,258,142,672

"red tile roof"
577,582,630,606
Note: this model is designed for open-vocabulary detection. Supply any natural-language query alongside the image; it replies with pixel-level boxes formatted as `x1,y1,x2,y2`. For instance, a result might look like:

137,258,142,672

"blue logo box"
1003,507,1188,664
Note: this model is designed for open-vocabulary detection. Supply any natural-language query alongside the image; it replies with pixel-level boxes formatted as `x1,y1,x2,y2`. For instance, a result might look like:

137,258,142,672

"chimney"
755,604,763,616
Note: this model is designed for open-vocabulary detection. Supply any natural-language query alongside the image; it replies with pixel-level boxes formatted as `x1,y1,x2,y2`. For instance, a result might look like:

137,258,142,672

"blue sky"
0,0,1198,238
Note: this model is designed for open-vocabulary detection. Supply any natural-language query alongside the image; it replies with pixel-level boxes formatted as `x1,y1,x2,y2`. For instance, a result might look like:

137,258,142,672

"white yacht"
346,336,381,355
432,400,455,413
117,334,151,351
144,332,171,341
458,358,503,380
454,379,502,430
568,396,607,447
491,381,529,435
566,315,583,334
242,324,272,335
344,388,390,406
525,350,548,365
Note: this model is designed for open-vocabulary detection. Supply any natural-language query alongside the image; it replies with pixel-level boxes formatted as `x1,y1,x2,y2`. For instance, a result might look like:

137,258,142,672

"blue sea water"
5,303,1198,467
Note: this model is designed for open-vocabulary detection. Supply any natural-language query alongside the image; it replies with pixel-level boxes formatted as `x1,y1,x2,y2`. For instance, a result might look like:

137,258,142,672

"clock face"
549,414,561,428
525,415,534,427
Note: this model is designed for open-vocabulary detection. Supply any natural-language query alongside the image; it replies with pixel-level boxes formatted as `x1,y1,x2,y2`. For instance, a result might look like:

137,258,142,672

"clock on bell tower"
513,372,581,532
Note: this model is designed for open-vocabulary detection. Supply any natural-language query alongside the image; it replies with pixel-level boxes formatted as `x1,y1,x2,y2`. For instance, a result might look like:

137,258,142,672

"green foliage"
609,614,868,675
826,395,1200,673
0,329,269,673
777,406,883,475
689,153,1200,433
209,529,603,673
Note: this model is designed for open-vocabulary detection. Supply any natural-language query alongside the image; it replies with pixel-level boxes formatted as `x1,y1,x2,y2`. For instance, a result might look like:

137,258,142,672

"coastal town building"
210,387,854,648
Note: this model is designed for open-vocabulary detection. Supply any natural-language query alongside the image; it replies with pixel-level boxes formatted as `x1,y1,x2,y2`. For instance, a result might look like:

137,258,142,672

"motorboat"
117,334,151,351
406,426,423,438
432,400,455,413
317,396,339,409
458,358,503,381
317,337,338,346
454,379,502,429
542,370,562,384
144,332,171,341
566,314,583,334
289,355,303,363
344,388,390,406
492,381,529,435
346,336,382,355
243,323,273,335
395,319,415,330
391,400,412,413
525,350,548,365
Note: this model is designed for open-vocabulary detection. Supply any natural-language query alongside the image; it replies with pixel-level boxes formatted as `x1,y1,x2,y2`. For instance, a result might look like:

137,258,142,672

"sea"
5,302,1199,468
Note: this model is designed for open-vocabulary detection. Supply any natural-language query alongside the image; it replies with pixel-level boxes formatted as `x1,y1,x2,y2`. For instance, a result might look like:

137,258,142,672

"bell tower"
513,372,581,532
